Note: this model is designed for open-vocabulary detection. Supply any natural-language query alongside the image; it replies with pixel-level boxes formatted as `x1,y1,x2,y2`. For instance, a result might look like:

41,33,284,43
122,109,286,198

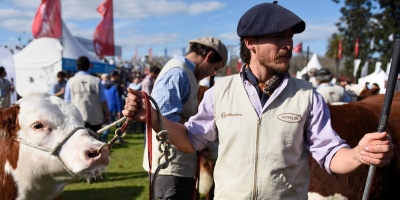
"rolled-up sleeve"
185,87,218,151
305,89,350,174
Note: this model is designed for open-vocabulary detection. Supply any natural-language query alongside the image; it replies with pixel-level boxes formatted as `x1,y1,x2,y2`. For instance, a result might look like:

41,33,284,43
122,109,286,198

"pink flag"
93,0,115,57
354,38,359,59
32,0,62,39
338,40,342,60
293,42,302,53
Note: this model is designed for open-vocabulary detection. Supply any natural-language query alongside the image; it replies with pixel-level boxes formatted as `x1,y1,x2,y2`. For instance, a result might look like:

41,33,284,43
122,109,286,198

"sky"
0,0,344,61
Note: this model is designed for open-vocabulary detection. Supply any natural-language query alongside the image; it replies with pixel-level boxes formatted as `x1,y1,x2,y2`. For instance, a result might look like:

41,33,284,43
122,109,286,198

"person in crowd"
64,56,110,132
358,82,381,100
128,76,142,91
101,71,124,143
308,67,318,88
0,66,14,108
315,68,351,104
142,36,227,199
141,66,161,95
122,2,394,199
50,71,67,99
127,76,144,133
101,73,110,85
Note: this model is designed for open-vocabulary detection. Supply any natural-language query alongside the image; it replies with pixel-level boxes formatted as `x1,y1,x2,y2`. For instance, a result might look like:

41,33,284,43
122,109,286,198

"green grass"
63,128,150,200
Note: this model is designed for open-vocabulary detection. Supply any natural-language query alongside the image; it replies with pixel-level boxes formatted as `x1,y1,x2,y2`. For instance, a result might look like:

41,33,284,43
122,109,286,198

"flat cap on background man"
237,2,306,37
189,37,228,66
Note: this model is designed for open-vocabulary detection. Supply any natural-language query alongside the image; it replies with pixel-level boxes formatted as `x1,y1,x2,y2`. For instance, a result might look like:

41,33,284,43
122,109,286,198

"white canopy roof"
296,53,324,78
358,62,388,94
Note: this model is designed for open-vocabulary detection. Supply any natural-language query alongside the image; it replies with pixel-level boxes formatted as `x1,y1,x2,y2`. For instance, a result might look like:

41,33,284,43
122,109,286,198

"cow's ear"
0,105,20,138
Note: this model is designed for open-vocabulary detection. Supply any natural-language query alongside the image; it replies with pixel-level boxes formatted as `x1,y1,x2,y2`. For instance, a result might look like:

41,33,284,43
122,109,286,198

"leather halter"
14,127,89,176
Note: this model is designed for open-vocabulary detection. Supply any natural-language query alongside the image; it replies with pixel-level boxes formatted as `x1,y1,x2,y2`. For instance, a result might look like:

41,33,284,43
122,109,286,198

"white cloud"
116,33,179,48
0,18,32,32
296,23,337,42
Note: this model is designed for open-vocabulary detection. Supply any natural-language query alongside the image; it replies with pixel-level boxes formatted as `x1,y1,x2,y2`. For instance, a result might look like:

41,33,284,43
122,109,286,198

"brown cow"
0,93,110,200
308,92,400,199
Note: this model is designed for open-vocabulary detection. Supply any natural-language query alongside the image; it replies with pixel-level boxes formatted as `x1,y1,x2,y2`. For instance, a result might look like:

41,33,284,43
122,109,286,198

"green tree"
329,0,400,78
371,0,400,65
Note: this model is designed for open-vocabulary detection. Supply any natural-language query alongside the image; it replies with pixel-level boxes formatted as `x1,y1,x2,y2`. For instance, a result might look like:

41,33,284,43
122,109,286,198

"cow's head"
0,93,110,200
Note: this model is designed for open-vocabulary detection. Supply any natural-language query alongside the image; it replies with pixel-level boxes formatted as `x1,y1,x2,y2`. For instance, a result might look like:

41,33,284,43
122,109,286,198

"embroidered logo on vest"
277,113,302,123
221,112,242,118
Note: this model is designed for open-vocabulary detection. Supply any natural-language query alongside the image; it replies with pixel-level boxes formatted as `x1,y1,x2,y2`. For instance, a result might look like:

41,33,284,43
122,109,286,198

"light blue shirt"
151,55,195,122
184,67,350,174
64,71,107,103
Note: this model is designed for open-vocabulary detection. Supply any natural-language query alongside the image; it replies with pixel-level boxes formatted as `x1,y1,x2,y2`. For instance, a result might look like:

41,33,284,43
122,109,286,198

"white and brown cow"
0,93,110,200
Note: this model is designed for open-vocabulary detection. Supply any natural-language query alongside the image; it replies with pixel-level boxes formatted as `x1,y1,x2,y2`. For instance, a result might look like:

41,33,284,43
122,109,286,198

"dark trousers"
150,174,195,200
84,123,102,133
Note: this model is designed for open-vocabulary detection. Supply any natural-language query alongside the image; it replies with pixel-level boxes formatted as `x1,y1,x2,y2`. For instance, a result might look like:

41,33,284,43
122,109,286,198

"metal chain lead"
96,117,130,154
156,130,177,169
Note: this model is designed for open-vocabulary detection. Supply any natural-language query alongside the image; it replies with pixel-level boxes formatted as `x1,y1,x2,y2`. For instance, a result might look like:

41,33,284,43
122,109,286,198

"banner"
93,0,115,57
293,42,302,53
32,0,62,39
148,48,152,62
353,59,361,77
133,48,138,62
354,38,359,59
360,61,369,78
338,40,342,60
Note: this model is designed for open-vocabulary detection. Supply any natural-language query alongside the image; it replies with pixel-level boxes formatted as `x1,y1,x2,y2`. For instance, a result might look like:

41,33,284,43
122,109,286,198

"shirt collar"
173,55,196,72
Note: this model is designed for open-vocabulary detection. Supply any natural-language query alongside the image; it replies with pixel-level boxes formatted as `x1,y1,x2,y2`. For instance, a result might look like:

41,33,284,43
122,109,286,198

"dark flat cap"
237,3,306,37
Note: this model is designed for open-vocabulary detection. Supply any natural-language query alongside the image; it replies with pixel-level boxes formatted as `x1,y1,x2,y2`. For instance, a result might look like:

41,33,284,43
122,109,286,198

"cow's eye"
32,122,44,129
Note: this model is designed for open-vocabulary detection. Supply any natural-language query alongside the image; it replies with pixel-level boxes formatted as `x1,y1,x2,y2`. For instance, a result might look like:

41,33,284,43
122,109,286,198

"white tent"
358,62,387,94
13,21,115,97
13,38,63,97
296,53,324,78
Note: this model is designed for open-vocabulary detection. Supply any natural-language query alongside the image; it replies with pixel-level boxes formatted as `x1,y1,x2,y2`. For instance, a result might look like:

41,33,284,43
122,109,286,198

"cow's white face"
9,93,110,200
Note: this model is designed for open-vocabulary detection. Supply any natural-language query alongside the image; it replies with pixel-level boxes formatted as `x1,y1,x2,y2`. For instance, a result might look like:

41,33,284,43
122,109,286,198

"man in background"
144,36,227,199
141,66,161,95
50,71,67,99
64,56,110,132
315,68,351,104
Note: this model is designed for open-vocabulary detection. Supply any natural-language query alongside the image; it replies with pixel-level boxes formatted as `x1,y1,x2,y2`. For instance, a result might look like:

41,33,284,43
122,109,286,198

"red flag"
226,66,231,75
32,0,62,39
93,0,115,57
236,59,242,72
338,40,342,60
148,48,153,62
354,38,359,59
293,42,302,53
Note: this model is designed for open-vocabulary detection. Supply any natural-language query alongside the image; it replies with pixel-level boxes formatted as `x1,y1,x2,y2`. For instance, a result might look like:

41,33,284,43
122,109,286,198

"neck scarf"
244,66,282,106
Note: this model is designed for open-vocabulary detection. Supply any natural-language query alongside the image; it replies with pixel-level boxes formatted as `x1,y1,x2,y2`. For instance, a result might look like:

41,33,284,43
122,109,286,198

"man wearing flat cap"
315,68,351,104
142,36,227,199
123,2,394,199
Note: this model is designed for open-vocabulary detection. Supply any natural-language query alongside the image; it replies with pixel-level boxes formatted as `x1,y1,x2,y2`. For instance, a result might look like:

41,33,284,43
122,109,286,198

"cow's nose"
88,149,100,158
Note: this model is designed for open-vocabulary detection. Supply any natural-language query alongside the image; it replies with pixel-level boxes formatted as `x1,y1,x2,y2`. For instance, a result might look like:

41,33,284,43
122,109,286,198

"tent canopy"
296,53,324,78
358,62,387,94
13,22,115,97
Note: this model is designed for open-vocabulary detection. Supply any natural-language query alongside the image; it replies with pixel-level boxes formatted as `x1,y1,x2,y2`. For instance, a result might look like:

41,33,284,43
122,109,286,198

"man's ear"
244,37,256,51
205,51,215,62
